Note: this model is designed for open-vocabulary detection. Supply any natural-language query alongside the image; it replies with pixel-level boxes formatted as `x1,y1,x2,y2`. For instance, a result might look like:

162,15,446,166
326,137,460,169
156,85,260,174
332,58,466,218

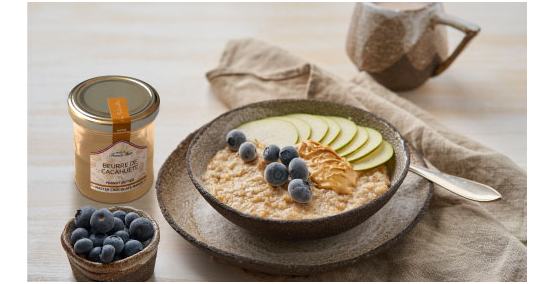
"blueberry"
110,217,125,234
70,228,89,245
238,142,257,162
125,212,140,227
113,254,121,262
99,244,115,263
103,235,124,254
113,210,127,223
279,146,299,166
89,233,107,247
74,238,93,254
264,162,288,186
263,144,280,162
226,129,246,151
288,179,312,203
113,230,130,243
74,205,95,229
288,158,309,181
90,208,115,234
129,217,155,242
87,246,102,262
123,240,143,258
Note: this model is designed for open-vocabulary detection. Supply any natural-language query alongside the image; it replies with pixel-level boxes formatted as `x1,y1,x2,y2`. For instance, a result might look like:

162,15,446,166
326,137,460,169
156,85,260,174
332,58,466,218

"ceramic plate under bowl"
156,130,432,275
186,99,410,239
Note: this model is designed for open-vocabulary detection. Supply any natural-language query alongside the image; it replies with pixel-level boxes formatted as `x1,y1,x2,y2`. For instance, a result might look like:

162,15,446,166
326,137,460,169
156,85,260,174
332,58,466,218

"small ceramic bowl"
60,206,160,281
187,99,410,240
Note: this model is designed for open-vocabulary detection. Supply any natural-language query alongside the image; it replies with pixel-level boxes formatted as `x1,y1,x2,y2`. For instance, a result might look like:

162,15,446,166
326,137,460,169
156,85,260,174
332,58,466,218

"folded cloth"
206,38,527,281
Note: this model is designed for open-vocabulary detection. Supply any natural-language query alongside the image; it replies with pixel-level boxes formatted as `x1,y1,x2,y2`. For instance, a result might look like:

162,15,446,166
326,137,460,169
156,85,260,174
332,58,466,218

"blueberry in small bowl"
90,208,115,234
103,235,124,254
74,205,95,229
124,212,140,227
70,228,89,245
61,206,160,281
89,233,107,248
129,217,155,242
112,210,126,223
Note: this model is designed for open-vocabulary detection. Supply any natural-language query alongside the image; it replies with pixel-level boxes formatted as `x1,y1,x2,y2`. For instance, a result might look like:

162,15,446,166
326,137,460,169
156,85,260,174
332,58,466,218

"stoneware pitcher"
346,2,480,91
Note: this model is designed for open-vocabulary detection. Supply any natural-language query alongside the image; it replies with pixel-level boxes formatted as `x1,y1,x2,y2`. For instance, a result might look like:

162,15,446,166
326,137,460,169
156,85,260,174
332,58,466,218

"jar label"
90,140,147,193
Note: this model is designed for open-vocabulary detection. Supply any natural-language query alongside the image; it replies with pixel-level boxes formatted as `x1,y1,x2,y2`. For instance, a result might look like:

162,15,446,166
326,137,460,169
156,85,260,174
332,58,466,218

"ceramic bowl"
60,206,160,281
187,99,409,240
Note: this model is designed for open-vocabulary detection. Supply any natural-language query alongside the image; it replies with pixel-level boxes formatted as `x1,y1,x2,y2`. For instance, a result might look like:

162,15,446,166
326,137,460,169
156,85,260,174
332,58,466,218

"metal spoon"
409,165,502,201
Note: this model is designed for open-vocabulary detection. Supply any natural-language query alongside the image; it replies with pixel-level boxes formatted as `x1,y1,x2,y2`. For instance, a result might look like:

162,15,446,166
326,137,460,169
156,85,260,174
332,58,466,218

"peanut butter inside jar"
68,76,160,203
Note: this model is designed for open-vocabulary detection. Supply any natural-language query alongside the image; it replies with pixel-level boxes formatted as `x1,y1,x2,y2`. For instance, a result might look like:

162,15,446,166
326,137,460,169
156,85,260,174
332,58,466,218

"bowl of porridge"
187,99,409,239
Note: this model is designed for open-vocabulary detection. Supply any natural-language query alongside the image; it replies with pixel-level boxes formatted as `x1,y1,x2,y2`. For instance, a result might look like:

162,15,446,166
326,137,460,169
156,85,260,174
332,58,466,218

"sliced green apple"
276,116,311,142
346,127,383,162
236,117,298,148
286,114,328,142
352,140,394,171
319,116,341,145
337,125,369,157
328,116,358,151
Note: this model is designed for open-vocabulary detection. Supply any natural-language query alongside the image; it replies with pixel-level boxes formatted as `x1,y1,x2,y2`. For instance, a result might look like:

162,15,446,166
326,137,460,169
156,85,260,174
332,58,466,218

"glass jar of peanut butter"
68,76,160,203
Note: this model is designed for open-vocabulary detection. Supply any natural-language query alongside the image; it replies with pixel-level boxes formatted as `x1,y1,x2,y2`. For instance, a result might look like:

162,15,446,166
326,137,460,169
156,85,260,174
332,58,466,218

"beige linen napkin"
206,39,526,281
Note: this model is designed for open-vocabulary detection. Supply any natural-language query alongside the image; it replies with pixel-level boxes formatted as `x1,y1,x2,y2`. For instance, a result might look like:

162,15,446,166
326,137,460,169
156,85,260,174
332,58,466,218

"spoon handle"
408,165,502,202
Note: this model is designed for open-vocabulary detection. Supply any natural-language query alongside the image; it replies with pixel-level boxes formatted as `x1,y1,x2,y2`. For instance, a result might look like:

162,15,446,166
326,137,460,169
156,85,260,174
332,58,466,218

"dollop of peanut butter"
295,140,358,195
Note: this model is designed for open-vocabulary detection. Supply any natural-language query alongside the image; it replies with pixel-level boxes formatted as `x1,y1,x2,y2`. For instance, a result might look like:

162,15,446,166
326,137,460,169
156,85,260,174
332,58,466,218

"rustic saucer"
186,99,410,239
60,206,160,281
156,130,432,275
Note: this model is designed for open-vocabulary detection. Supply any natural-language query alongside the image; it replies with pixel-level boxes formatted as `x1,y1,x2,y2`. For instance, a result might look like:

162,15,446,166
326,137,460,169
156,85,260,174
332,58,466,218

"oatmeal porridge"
202,140,391,220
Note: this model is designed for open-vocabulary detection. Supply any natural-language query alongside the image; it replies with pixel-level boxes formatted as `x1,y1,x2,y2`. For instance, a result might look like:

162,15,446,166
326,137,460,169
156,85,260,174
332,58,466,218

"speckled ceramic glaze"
186,99,410,240
346,2,480,91
60,206,160,282
156,129,432,275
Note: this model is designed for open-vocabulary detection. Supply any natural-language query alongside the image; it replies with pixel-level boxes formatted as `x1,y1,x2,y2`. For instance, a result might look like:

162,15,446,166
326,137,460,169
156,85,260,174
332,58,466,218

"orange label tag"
107,97,131,143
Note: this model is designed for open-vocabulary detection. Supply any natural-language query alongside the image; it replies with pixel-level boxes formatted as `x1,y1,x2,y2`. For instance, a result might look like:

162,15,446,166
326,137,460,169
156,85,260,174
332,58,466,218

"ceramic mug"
346,2,480,91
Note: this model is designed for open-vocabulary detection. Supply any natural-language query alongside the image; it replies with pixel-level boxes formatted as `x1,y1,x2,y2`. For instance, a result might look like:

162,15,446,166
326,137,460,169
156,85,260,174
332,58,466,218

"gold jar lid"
68,75,160,132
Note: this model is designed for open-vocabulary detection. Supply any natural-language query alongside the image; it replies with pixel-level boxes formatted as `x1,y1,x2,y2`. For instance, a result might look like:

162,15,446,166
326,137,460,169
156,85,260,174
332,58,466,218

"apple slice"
352,140,394,171
328,116,358,151
276,116,311,142
337,125,369,157
346,127,383,162
319,116,341,145
286,114,328,142
236,117,298,148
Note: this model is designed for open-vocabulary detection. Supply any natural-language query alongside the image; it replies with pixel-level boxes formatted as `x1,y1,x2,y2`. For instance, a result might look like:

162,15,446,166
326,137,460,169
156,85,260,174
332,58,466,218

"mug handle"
432,12,481,76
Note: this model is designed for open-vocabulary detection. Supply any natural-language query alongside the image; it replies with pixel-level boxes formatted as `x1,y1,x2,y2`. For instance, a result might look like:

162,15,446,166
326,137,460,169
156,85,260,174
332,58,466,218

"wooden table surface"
27,2,526,281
